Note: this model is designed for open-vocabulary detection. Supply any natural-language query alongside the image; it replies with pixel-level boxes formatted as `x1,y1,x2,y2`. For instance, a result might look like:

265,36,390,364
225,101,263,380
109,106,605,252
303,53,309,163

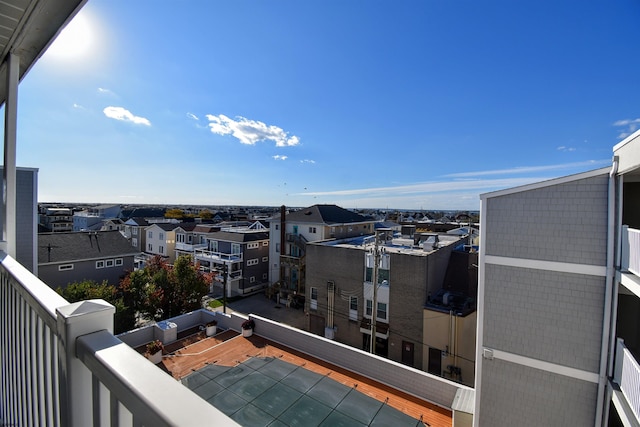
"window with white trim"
263,241,269,246
247,259,259,266
309,227,317,233
148,243,153,252
262,273,268,280
96,260,105,269
132,238,138,247
159,246,164,254
148,231,153,239
231,243,241,254
310,287,318,310
132,228,138,235
262,256,268,262
106,259,114,268
377,302,388,320
159,232,164,240
250,276,256,283
349,296,358,321
115,258,123,266
58,264,74,271
247,242,259,249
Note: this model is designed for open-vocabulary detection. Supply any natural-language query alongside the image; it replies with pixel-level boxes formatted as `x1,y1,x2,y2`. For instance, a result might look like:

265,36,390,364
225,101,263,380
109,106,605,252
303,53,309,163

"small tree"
165,208,185,219
57,280,135,334
120,255,210,322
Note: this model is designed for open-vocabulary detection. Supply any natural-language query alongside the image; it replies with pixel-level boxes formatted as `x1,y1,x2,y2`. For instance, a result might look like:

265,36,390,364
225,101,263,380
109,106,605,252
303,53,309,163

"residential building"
174,223,207,259
101,218,125,232
144,222,180,264
73,204,121,231
123,217,149,252
268,204,376,297
474,130,640,426
305,228,465,372
0,167,38,272
194,228,270,297
37,230,139,289
39,206,73,233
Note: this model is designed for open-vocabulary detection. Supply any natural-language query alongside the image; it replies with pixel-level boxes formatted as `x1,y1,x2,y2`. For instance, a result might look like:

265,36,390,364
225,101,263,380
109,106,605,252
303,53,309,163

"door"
428,347,442,376
401,341,415,367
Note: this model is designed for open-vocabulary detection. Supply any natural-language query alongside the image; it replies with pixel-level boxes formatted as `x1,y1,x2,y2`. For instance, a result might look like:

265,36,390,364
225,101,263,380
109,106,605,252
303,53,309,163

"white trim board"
483,348,599,383
485,255,606,277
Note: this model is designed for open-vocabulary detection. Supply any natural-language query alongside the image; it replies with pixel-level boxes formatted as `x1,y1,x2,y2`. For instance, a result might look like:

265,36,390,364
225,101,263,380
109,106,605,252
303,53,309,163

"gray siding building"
477,169,610,426
38,230,139,289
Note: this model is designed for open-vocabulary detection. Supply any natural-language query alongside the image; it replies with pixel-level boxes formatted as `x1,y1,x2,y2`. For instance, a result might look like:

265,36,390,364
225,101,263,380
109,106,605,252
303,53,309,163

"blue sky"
13,0,640,210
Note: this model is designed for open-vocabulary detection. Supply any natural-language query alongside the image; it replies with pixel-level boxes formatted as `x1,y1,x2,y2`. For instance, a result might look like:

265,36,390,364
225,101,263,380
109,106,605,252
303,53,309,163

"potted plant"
146,340,163,364
205,319,218,337
241,319,255,337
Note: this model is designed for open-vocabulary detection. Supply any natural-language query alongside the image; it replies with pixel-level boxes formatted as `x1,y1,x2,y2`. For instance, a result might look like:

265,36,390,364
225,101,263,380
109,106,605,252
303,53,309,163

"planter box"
206,325,217,336
148,350,162,364
242,328,253,337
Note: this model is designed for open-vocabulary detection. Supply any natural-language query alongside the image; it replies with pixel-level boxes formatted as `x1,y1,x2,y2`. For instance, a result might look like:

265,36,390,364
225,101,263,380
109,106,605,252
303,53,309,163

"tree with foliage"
57,280,135,334
199,209,213,220
165,208,185,219
119,254,210,321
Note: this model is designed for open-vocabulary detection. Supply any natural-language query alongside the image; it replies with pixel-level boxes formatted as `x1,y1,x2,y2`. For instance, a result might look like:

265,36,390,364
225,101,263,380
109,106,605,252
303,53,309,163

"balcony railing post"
56,299,115,427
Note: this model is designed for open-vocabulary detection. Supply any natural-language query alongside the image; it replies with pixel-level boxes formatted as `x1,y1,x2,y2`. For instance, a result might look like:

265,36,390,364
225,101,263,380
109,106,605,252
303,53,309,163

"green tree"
199,209,213,220
57,280,135,334
120,254,210,321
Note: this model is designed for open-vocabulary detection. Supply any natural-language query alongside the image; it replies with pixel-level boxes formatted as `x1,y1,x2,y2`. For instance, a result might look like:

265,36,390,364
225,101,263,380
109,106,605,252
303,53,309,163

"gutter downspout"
595,156,618,427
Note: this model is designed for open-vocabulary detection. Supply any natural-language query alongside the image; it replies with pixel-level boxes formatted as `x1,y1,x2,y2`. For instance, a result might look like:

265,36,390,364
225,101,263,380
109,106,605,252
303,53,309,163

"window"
132,238,138,247
96,261,105,269
349,296,358,321
250,276,256,283
309,227,317,233
263,273,268,280
209,240,218,252
106,259,114,267
263,241,269,246
366,299,372,316
377,302,388,320
247,242,259,249
115,258,123,266
159,246,164,254
247,259,259,266
177,234,184,243
231,243,241,255
58,264,74,271
262,256,268,262
159,232,164,240
148,243,153,252
276,243,280,253
132,228,137,235
188,235,193,243
275,224,279,230
310,287,318,310
148,231,153,239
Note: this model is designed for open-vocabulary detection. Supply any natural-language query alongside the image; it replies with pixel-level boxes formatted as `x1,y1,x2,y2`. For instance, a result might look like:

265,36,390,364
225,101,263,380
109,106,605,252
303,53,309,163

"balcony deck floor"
137,328,452,427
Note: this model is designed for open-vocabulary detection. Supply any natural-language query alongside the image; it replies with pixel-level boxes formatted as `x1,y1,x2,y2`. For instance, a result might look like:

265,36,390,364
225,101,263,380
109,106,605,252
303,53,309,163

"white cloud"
273,155,288,161
97,87,116,96
103,106,151,126
442,160,609,178
187,112,199,121
300,159,316,164
72,103,84,109
205,114,300,147
557,146,576,152
614,117,640,139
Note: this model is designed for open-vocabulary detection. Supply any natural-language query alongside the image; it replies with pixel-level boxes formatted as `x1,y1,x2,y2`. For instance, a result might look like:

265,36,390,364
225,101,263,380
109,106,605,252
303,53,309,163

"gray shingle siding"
483,264,604,373
484,174,609,266
479,358,597,427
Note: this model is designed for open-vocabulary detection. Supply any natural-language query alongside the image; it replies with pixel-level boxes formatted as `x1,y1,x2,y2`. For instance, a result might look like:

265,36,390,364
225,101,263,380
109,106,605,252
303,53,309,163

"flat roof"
139,327,452,427
312,233,462,257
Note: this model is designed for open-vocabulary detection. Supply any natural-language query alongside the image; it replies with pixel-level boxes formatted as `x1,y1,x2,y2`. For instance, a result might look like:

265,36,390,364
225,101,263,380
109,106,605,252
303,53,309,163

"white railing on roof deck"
621,226,640,277
0,251,239,427
614,338,640,423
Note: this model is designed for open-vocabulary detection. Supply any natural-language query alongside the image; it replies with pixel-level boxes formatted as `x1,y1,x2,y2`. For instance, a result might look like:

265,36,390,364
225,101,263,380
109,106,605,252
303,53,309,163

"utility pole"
222,263,228,314
370,230,381,354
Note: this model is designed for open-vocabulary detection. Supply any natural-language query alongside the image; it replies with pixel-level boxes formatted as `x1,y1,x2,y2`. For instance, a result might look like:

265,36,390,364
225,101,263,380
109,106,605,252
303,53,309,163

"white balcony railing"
621,226,640,277
613,338,640,423
175,242,207,252
0,251,238,427
194,248,242,263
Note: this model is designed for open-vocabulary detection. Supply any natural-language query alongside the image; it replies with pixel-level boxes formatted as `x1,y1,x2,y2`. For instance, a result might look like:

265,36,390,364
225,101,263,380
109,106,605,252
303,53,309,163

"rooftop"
133,323,452,427
313,231,463,257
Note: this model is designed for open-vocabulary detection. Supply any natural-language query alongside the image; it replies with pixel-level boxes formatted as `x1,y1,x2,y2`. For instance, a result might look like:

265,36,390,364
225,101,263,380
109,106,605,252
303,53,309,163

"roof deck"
136,325,452,427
